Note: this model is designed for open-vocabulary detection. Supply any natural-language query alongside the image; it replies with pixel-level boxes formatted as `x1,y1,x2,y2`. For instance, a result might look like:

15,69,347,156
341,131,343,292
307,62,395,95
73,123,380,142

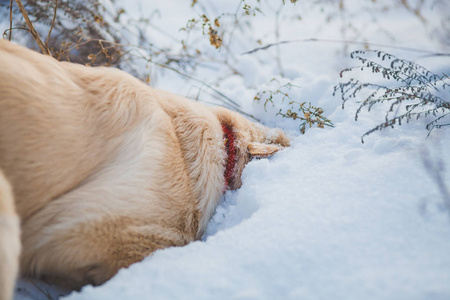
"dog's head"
215,108,290,190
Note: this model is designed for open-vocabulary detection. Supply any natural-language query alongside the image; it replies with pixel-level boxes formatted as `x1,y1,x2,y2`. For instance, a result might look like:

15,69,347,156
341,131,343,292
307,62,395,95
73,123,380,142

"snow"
3,0,450,299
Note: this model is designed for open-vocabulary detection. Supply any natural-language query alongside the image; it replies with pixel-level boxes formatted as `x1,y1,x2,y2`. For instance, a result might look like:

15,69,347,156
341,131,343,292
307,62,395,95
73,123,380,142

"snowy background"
2,0,450,299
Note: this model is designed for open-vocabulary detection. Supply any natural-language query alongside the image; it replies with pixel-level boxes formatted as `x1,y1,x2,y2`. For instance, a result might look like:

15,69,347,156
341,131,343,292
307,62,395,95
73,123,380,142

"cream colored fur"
0,39,289,294
0,170,20,300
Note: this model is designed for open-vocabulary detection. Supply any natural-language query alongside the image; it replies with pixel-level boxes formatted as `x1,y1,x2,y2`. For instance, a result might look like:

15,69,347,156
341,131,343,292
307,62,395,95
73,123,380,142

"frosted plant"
334,50,450,142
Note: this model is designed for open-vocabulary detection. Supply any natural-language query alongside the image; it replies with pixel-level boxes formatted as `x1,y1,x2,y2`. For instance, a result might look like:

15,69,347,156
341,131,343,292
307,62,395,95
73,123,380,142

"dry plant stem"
9,0,12,40
153,62,241,110
242,38,450,57
274,2,285,77
400,0,426,23
14,0,50,55
45,0,58,49
223,0,246,62
147,59,259,121
335,50,450,142
226,1,243,60
31,280,56,300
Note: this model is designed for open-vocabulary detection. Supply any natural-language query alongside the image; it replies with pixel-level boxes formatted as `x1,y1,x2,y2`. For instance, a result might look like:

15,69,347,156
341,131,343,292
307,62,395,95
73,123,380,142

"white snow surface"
4,0,450,299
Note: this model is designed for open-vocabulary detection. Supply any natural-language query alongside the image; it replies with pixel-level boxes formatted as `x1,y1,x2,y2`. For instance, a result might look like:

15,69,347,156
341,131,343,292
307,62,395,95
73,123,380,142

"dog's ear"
248,142,283,158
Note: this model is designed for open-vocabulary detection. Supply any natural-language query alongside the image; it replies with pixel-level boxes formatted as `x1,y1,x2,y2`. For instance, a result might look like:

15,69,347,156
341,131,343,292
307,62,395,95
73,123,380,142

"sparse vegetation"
334,50,450,142
3,0,124,66
3,0,448,138
254,82,333,133
1,0,333,134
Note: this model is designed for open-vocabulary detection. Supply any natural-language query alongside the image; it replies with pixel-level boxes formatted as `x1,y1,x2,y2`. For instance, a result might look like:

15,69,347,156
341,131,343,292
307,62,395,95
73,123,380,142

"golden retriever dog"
0,39,289,297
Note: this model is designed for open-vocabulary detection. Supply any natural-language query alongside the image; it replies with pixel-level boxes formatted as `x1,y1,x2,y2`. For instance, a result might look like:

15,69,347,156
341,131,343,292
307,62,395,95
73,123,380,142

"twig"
400,0,426,23
134,54,259,121
188,82,259,121
242,38,450,57
152,62,241,110
274,2,285,77
31,281,56,300
14,0,50,55
45,0,58,49
8,0,12,40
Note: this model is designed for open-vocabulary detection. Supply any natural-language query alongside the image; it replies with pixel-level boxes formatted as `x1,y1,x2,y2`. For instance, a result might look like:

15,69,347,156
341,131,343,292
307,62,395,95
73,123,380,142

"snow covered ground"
4,0,450,299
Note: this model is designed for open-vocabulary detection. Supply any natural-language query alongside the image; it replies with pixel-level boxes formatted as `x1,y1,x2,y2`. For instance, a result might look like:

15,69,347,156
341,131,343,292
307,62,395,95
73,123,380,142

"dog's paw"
248,143,284,158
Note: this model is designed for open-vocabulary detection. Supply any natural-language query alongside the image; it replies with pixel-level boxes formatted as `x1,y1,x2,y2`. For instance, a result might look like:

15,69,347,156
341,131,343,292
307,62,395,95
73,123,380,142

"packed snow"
3,0,450,299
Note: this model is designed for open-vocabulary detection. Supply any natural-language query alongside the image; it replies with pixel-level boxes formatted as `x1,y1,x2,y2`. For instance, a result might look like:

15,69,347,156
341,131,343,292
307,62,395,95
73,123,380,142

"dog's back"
0,40,202,289
0,170,20,300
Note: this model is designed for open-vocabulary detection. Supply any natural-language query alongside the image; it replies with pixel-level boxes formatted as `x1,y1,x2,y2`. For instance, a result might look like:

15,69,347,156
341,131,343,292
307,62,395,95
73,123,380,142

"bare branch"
242,38,450,58
14,0,50,55
45,0,58,49
8,0,12,41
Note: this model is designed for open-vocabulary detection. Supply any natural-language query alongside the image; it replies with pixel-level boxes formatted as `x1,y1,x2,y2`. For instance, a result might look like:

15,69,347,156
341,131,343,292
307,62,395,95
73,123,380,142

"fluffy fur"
0,39,289,295
0,170,20,300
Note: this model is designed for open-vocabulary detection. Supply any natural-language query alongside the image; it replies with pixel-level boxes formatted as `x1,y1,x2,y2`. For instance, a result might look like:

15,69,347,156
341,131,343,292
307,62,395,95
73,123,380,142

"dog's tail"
0,170,20,300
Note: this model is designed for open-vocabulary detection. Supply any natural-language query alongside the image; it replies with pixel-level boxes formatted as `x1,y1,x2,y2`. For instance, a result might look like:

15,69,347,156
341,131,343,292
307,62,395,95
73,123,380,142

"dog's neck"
221,124,236,190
